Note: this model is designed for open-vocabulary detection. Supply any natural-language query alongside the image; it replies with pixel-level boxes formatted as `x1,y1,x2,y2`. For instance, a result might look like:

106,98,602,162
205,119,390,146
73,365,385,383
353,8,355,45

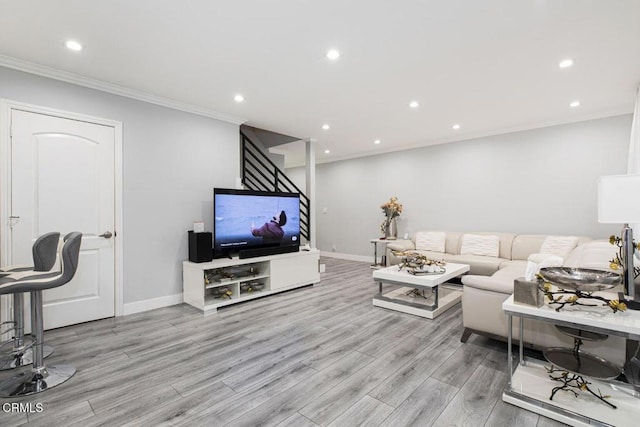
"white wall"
0,66,239,305
288,114,632,257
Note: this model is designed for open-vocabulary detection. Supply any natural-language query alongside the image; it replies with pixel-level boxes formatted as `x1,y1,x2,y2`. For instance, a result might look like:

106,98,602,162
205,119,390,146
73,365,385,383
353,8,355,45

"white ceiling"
1,1,639,167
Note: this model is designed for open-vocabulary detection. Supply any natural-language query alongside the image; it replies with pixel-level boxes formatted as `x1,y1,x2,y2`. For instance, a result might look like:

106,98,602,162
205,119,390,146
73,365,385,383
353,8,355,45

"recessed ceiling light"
65,40,83,52
374,139,381,144
559,58,574,69
234,94,244,103
570,100,581,108
324,149,331,154
326,49,340,60
452,124,461,130
409,101,420,109
322,124,330,130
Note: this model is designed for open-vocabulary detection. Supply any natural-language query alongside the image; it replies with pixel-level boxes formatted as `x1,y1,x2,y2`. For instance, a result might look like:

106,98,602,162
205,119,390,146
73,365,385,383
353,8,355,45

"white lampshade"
597,174,640,223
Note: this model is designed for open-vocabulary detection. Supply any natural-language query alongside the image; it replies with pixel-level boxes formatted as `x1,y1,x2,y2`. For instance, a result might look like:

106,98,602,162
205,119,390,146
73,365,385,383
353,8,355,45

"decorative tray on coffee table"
407,266,446,276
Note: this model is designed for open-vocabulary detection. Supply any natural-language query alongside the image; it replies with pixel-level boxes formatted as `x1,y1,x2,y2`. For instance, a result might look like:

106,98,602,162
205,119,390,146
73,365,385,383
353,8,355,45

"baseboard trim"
123,293,184,316
320,251,372,263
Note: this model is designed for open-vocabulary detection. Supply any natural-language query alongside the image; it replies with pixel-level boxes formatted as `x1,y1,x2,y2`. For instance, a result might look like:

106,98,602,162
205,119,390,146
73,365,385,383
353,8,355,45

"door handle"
9,216,20,228
99,231,113,239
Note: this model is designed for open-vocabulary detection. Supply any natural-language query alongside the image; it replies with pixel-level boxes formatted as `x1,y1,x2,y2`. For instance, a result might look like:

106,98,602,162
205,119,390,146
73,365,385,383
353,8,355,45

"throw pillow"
460,234,500,257
525,253,565,281
415,231,446,252
539,236,579,259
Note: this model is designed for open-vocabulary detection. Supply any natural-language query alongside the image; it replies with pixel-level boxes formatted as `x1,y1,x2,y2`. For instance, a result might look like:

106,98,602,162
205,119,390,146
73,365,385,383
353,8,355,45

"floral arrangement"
380,196,403,219
380,196,403,237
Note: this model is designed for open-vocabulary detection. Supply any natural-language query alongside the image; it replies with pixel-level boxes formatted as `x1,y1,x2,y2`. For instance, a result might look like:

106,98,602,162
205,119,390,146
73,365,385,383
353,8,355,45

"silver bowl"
538,267,622,292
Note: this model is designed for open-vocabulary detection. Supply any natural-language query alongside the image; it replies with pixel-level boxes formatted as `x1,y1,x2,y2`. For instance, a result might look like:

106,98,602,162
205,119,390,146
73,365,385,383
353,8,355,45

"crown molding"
0,55,247,125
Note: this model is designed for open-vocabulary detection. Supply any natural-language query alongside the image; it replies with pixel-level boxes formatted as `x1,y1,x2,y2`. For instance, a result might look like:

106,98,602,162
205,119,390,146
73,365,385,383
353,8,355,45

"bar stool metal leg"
0,291,75,397
0,293,53,370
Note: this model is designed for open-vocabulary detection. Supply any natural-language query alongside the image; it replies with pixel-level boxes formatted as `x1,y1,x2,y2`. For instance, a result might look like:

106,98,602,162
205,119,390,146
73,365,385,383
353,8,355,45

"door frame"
0,99,124,324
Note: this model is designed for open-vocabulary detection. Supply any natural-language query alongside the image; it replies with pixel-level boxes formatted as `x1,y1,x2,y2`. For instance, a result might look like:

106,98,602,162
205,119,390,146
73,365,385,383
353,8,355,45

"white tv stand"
183,249,320,312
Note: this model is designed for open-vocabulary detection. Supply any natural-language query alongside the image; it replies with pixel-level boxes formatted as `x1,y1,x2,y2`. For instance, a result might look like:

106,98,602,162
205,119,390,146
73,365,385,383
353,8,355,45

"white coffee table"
372,263,470,319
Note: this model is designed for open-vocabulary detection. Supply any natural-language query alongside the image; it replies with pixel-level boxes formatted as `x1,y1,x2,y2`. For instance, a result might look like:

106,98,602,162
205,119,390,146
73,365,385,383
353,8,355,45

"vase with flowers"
380,196,402,239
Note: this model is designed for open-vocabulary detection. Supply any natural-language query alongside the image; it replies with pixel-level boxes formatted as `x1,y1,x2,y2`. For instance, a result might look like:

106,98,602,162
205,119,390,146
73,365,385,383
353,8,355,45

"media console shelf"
183,249,320,312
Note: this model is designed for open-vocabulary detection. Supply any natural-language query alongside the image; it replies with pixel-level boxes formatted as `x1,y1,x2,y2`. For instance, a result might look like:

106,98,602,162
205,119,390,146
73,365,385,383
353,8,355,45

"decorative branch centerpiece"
545,366,616,409
393,251,446,275
380,196,403,240
537,267,626,313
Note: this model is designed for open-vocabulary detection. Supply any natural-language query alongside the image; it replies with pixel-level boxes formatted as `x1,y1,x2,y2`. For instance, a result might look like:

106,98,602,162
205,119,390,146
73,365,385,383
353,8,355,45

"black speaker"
188,231,213,263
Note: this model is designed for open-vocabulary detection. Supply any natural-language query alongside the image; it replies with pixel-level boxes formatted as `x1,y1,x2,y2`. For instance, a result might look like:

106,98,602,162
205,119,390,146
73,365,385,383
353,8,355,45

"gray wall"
0,66,239,304
288,114,632,257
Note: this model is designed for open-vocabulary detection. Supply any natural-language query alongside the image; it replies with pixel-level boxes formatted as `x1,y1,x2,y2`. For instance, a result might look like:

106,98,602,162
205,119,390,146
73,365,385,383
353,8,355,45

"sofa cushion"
498,259,528,270
460,234,500,257
386,239,416,253
461,264,525,293
564,240,619,271
457,232,515,259
415,231,446,252
444,232,462,254
415,232,461,255
510,235,547,261
539,235,580,259
448,254,506,276
510,234,592,261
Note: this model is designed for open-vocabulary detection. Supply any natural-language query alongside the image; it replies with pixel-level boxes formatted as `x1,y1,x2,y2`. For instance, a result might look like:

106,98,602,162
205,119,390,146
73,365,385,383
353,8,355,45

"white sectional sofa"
385,232,591,275
386,232,627,365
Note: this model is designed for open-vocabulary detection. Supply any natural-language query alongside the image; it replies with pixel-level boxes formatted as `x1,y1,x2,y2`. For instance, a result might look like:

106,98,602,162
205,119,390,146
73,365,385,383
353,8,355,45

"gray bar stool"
0,232,60,370
0,232,82,397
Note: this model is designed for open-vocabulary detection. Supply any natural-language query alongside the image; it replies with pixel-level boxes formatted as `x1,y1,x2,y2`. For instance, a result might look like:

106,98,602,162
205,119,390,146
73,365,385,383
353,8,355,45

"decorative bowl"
538,267,622,292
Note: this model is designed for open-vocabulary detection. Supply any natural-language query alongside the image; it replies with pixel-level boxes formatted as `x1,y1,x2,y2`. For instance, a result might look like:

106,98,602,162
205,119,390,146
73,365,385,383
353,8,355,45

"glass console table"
502,295,640,427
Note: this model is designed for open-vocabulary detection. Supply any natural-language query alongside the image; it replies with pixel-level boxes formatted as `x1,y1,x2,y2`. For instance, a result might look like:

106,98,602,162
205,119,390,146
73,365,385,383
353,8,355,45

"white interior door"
9,109,116,329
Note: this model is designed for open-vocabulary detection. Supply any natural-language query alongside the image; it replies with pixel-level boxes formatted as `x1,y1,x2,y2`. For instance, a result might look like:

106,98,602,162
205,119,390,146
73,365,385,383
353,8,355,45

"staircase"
240,131,310,242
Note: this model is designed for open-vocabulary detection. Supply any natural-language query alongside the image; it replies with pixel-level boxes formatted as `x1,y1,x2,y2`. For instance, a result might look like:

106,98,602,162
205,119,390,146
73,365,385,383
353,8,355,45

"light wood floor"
0,257,567,427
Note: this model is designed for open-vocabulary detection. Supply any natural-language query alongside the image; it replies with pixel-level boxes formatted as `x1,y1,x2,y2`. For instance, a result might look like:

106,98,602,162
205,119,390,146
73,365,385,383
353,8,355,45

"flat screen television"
213,188,300,258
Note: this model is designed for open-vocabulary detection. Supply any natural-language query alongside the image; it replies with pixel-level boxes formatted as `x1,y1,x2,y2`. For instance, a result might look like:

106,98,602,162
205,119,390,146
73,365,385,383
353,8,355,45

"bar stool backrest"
32,232,61,272
57,232,82,287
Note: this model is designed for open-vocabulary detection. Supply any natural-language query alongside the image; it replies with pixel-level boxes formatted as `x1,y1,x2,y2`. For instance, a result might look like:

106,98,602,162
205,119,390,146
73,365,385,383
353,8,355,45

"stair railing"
241,131,310,242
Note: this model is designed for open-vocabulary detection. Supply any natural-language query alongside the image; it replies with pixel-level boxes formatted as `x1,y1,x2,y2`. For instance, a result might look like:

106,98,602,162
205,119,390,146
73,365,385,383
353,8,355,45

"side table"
370,238,390,269
502,295,640,426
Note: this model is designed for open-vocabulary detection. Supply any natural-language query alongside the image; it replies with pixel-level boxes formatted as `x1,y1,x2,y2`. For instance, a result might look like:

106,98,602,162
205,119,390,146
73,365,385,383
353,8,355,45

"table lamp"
597,174,640,302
